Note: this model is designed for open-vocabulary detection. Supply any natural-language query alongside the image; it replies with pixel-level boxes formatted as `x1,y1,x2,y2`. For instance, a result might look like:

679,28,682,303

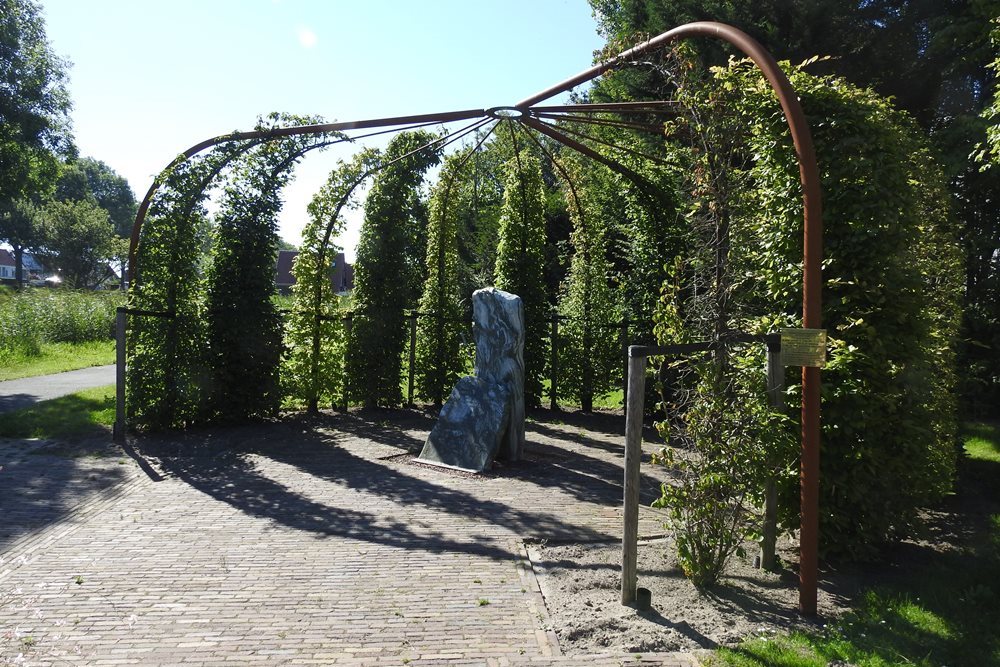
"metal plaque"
780,328,827,368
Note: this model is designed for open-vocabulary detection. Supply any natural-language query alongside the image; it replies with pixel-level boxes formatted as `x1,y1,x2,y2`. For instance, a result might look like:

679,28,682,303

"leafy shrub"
347,131,441,408
0,288,120,361
663,59,964,560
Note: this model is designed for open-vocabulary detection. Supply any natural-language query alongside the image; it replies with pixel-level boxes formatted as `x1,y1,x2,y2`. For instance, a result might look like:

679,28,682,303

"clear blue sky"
40,0,604,259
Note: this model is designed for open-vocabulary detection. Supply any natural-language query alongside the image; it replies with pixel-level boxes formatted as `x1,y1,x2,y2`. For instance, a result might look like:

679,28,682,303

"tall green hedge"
415,152,468,407
692,61,964,558
347,131,441,408
495,150,549,407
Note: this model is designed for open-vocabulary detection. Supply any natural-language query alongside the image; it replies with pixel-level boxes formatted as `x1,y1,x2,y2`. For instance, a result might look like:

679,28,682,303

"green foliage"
985,19,1000,167
347,131,441,408
283,146,365,411
0,288,119,364
415,152,468,406
35,198,115,288
0,0,71,211
555,159,620,411
127,139,255,430
703,61,963,558
205,113,329,423
494,149,549,407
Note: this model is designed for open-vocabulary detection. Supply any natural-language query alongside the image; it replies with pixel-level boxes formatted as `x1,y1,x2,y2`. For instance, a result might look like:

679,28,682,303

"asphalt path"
0,364,115,414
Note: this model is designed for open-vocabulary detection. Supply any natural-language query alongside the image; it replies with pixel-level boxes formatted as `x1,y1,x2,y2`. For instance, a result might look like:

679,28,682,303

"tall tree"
0,0,72,286
205,114,328,422
35,198,115,288
495,149,549,407
415,152,468,407
347,131,441,408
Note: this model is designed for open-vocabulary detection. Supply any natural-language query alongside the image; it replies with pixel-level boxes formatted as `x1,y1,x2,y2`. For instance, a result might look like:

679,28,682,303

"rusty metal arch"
126,21,822,615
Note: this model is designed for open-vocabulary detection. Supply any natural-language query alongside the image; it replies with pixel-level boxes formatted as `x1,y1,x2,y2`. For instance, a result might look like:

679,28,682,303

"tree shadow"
0,433,130,552
136,414,624,560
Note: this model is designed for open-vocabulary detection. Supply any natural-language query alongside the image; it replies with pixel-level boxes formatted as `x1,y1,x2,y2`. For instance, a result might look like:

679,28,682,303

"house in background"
0,249,15,283
0,250,49,286
275,249,354,296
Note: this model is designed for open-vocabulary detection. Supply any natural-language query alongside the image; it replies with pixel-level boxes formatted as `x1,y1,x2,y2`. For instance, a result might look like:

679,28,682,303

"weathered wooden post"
760,334,784,570
407,312,418,407
113,307,127,443
621,346,646,605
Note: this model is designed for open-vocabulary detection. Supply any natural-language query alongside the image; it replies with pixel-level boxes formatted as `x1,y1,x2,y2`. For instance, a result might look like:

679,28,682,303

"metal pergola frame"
123,21,823,616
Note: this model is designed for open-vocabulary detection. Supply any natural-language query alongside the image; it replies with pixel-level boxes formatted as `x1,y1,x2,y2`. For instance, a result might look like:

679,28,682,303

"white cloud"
297,26,318,49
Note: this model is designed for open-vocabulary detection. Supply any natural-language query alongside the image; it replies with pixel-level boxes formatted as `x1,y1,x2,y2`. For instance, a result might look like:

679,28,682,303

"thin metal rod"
532,111,670,136
114,307,126,443
529,116,677,169
529,101,682,114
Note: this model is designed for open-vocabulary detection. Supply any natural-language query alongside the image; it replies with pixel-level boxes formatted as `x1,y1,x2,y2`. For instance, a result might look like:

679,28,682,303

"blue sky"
41,0,604,258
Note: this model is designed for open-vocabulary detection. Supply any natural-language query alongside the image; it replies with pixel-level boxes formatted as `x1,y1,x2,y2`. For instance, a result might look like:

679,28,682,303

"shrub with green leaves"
126,143,241,430
415,152,469,407
347,131,441,408
660,59,964,560
555,160,620,411
494,150,549,407
205,114,330,422
0,288,120,361
283,147,369,411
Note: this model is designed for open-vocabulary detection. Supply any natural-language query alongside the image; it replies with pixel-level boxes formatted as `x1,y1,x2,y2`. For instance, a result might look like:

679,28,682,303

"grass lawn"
0,340,115,381
710,421,1000,667
0,384,116,439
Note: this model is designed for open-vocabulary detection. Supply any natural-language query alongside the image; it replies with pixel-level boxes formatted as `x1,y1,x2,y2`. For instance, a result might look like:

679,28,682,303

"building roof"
0,249,13,267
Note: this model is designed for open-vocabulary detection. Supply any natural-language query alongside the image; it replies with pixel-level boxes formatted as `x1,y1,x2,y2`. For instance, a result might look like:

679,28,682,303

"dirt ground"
529,536,858,655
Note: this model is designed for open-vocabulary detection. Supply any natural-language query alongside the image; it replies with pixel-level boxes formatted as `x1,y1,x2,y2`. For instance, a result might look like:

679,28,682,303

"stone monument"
418,288,526,472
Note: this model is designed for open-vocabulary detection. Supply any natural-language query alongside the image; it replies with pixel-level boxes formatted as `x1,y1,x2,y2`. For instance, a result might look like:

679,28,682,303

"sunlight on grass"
0,340,115,381
712,420,1000,667
0,385,115,438
963,421,1000,463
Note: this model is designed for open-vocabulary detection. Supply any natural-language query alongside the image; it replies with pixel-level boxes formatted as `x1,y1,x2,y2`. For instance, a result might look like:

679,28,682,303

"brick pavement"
0,410,701,666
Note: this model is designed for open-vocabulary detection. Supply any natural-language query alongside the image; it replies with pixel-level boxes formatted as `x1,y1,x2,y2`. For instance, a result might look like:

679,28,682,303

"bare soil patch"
530,537,859,655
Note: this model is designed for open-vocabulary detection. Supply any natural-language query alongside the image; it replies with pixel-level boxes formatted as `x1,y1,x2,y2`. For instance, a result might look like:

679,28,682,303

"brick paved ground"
0,410,701,666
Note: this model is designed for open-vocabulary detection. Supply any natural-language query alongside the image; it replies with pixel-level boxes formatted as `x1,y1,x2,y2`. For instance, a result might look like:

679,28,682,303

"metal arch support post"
519,22,823,616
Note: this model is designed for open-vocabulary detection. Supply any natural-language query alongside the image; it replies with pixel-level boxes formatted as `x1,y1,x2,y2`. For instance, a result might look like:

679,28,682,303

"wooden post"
622,348,646,605
113,307,126,443
550,316,559,410
760,336,784,570
341,313,353,411
620,320,629,413
407,312,417,407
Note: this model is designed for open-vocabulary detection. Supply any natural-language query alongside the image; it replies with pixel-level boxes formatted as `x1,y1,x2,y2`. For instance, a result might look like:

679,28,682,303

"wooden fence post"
760,334,784,570
113,307,126,443
550,316,559,410
407,312,417,407
622,348,646,605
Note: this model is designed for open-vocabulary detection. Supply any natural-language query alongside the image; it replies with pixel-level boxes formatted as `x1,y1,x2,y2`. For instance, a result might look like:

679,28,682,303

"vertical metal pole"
621,348,646,605
550,316,558,410
407,312,417,407
620,320,629,413
341,313,353,412
113,308,126,443
760,335,783,570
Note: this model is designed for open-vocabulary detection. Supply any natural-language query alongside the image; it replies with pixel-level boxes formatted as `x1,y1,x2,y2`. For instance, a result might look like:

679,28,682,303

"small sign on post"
780,328,827,368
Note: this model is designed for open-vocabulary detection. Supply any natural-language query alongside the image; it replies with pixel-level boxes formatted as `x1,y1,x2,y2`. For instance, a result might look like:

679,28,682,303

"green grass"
711,421,1000,667
0,384,116,439
0,339,115,381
